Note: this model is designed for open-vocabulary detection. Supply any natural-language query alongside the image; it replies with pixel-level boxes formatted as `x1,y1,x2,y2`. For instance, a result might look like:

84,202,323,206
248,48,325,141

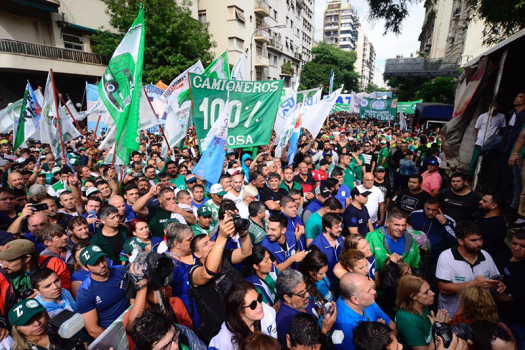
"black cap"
316,184,332,197
351,187,372,199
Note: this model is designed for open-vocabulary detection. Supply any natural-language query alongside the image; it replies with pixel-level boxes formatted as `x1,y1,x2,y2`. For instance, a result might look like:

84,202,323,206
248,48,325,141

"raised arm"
132,185,159,218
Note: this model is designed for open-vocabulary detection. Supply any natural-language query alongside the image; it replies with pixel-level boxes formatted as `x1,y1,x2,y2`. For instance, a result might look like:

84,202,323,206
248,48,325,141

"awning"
11,0,59,13
70,23,99,33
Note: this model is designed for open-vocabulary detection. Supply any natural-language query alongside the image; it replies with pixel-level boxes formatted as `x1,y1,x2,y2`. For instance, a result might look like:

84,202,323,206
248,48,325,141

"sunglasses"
243,293,263,310
293,289,308,299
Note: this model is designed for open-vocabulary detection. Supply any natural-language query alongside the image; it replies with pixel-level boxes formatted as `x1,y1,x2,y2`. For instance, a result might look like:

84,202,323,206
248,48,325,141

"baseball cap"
226,149,235,155
428,157,439,166
51,167,61,175
123,238,147,255
79,245,107,266
9,299,47,326
86,187,100,197
351,187,372,198
0,230,14,246
210,184,227,196
185,174,197,183
315,184,332,197
319,159,330,166
375,166,386,172
0,240,35,260
70,158,80,166
164,218,180,229
197,206,213,217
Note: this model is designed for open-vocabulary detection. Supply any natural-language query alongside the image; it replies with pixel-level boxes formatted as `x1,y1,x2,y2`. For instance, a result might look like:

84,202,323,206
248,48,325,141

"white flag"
41,72,58,151
231,53,247,81
301,87,343,139
138,88,160,131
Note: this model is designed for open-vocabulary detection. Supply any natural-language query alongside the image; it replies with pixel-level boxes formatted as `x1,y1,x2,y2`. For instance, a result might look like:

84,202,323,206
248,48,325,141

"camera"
432,321,473,348
47,310,85,350
231,214,250,231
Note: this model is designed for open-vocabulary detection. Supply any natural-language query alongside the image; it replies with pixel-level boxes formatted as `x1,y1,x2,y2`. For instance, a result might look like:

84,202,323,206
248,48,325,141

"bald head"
362,173,374,189
7,172,25,190
109,195,126,217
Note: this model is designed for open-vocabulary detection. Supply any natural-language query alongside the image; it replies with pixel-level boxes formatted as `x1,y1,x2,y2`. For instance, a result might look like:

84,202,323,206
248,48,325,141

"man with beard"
1,188,23,231
477,193,508,261
436,173,482,223
190,184,208,208
310,213,344,287
395,174,432,215
66,216,89,251
224,171,244,205
260,173,289,216
436,222,505,317
165,160,186,190
373,166,392,208
0,239,71,298
137,178,158,206
76,245,127,338
41,197,71,230
58,191,78,216
7,171,26,192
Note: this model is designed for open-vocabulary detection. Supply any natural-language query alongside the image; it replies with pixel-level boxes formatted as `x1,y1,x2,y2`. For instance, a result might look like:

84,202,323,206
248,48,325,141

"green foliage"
299,42,359,93
365,83,388,93
365,0,524,45
91,0,216,83
281,61,294,75
386,76,431,101
415,77,456,104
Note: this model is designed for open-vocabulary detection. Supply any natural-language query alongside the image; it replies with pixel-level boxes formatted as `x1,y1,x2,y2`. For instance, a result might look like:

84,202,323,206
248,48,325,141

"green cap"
70,158,80,166
164,218,180,229
123,237,147,254
9,299,47,326
197,206,212,217
79,245,107,266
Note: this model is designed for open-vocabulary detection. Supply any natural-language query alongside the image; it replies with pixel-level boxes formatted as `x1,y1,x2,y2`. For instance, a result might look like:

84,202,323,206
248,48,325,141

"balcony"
268,38,284,51
296,0,306,9
254,0,270,17
254,30,270,44
254,55,270,67
280,65,294,77
294,52,302,60
0,39,108,65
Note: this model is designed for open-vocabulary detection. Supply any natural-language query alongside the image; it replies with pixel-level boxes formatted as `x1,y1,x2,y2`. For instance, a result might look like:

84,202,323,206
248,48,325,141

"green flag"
397,100,422,115
359,98,398,121
99,5,145,164
13,83,38,151
189,73,284,149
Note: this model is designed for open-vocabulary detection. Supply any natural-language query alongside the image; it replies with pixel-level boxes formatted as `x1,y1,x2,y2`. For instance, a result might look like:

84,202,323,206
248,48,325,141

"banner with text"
189,73,284,148
397,100,422,115
359,98,398,121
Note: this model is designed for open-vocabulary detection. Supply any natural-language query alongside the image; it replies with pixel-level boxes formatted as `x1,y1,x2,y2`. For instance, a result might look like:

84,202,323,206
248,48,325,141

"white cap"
86,187,100,197
210,184,226,195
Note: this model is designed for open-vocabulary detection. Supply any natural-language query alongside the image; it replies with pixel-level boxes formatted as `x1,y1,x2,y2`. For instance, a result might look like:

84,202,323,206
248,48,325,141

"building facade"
0,0,113,107
418,0,492,65
196,0,314,87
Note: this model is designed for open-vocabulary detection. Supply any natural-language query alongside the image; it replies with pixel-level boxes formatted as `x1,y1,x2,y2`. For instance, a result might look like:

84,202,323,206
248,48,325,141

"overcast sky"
313,0,426,87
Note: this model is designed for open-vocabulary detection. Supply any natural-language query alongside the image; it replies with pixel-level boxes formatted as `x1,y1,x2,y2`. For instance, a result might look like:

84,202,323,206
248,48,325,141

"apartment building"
197,0,314,87
0,0,113,107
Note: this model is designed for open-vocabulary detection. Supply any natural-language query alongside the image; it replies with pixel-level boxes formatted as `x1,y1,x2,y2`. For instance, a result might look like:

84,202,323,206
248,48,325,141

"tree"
415,77,455,104
386,76,431,101
365,83,388,93
366,0,524,45
91,0,216,83
299,42,359,93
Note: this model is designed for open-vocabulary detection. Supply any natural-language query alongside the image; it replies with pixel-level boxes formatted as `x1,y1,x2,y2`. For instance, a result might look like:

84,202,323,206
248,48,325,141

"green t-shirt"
350,155,365,180
170,175,188,191
202,200,220,226
377,147,390,169
279,181,304,195
337,165,355,191
147,205,173,238
192,223,212,237
305,211,323,240
395,307,432,347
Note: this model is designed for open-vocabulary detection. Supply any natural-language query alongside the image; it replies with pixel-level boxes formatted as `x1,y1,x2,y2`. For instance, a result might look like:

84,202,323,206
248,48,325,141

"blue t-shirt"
170,257,200,329
310,234,343,287
261,231,302,269
385,230,406,256
343,204,371,237
192,198,208,209
76,266,128,328
335,184,351,209
334,299,391,350
315,277,333,303
285,214,306,251
276,301,319,347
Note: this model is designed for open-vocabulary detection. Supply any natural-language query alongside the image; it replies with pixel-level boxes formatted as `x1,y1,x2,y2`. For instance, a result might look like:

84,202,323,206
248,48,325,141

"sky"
313,0,426,87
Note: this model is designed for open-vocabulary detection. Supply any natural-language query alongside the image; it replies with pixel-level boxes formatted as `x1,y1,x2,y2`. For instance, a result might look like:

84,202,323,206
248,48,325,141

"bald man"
109,195,134,224
356,173,385,226
7,171,26,191
333,273,396,350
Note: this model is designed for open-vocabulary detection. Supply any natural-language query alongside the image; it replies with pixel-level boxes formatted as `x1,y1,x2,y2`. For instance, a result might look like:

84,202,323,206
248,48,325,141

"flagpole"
143,86,171,155
57,92,89,140
91,115,101,146
49,69,66,161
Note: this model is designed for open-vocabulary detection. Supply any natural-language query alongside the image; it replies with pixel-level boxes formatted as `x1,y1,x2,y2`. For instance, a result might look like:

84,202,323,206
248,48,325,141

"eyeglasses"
292,289,308,299
243,293,263,310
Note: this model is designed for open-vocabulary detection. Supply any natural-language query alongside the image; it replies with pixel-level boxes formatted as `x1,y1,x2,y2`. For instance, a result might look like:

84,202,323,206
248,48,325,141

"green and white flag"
41,71,59,154
359,98,398,121
98,5,145,164
397,100,422,115
0,99,22,134
13,83,38,151
189,74,284,148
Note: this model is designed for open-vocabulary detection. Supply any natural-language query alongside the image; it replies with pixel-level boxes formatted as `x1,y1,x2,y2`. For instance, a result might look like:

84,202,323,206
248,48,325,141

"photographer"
8,298,85,350
189,212,252,343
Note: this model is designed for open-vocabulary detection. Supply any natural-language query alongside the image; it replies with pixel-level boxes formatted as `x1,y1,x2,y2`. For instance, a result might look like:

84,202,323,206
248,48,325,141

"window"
228,37,244,51
62,28,83,51
198,10,207,23
290,20,293,29
273,55,278,67
274,9,278,19
286,16,289,25
227,6,245,23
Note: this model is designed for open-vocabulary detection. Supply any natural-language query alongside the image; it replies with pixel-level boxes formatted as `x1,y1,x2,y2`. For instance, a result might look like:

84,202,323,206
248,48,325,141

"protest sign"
397,100,422,115
359,98,398,121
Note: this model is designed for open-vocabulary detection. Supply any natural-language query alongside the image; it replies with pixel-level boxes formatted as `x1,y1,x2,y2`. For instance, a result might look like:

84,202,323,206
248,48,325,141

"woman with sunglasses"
209,281,277,350
244,245,280,307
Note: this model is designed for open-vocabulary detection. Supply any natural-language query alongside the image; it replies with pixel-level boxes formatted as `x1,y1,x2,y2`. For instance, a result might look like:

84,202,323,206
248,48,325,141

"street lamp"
250,24,286,81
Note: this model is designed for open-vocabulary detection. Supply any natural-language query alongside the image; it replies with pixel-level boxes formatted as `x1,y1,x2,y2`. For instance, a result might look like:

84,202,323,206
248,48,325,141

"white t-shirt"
357,185,384,223
436,247,499,317
224,190,244,205
209,302,277,350
475,112,506,146
236,201,249,219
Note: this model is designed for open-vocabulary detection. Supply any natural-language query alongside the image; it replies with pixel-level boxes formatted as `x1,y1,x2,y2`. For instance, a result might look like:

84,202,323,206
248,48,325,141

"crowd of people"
0,109,522,350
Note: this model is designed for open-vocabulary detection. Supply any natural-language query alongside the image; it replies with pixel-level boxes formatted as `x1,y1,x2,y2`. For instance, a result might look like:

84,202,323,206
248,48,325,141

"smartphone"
490,274,504,280
32,203,48,212
88,210,97,218
324,302,332,314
